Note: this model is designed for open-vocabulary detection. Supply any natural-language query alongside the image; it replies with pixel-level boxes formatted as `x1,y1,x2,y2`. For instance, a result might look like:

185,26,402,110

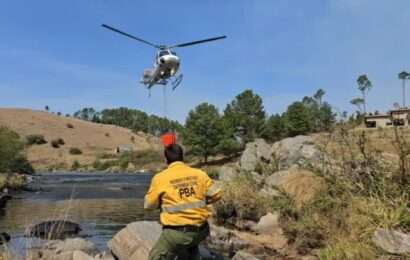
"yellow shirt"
144,161,222,226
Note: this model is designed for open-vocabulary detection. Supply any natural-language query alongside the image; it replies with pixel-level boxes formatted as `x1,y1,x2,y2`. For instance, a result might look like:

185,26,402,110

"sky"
1,0,409,122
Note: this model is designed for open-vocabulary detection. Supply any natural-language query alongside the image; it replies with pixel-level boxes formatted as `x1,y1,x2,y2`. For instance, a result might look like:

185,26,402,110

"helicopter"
102,24,226,93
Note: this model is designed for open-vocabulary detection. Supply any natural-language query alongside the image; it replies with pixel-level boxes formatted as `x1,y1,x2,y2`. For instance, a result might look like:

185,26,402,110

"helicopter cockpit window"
170,50,176,55
159,51,169,57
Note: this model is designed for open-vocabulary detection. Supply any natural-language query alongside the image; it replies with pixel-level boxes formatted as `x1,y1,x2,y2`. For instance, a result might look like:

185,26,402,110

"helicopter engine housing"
157,53,180,77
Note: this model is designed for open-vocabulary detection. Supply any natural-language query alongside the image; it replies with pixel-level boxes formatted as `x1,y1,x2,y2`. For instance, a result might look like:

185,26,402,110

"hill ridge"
0,108,161,170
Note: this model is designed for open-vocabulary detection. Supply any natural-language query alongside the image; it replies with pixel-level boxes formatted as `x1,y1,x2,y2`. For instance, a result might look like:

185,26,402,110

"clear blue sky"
1,1,409,122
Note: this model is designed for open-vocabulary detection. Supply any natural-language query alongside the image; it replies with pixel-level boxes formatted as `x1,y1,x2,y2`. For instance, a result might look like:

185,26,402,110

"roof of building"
365,114,391,119
390,108,410,114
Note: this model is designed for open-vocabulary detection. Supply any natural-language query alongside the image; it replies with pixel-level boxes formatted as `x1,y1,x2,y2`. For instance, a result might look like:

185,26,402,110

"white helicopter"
102,24,226,93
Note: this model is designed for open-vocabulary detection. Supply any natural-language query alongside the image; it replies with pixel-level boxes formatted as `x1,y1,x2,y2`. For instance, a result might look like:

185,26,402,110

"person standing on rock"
144,143,222,260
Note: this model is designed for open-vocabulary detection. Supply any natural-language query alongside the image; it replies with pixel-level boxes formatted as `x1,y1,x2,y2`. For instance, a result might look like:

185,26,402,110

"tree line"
72,107,183,136
183,89,336,162
70,89,336,163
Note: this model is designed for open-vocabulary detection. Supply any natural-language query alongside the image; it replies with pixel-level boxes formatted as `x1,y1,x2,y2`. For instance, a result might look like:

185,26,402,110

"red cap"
160,133,176,147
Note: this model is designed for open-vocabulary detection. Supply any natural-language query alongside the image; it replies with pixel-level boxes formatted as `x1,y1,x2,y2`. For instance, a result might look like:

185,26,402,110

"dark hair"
164,144,184,164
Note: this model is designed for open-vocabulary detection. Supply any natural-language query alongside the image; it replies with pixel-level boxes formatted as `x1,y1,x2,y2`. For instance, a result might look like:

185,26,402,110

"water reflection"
0,173,158,253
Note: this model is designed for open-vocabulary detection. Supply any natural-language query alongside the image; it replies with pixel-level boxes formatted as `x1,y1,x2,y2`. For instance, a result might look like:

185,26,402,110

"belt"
163,222,209,233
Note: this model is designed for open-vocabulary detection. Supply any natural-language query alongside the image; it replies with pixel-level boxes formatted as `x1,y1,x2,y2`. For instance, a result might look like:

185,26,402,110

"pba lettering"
179,186,196,198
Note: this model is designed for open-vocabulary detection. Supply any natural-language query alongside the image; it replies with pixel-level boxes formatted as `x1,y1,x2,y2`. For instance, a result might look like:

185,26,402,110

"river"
0,172,158,254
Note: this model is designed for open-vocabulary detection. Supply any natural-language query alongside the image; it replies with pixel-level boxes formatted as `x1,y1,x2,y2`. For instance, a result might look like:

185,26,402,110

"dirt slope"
0,108,161,170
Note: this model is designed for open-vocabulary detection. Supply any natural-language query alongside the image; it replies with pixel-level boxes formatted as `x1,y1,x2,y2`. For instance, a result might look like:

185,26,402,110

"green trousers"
148,224,210,260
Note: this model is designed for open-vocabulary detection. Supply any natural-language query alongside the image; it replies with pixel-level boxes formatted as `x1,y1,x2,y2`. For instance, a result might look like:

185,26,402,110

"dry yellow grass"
0,108,161,170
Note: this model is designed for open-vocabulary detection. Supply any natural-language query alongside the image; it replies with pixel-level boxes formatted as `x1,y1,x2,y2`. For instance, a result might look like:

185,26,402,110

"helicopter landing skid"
171,74,183,90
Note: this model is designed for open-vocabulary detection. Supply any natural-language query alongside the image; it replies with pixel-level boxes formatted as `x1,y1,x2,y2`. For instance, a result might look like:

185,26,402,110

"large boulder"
209,223,287,258
252,212,280,235
72,251,95,260
271,135,320,170
265,168,325,207
108,221,222,260
26,220,81,240
108,221,159,259
373,228,410,255
218,165,238,182
240,139,272,172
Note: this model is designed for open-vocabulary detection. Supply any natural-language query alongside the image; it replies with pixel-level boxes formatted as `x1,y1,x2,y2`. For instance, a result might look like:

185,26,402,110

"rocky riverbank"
0,172,34,209
2,131,409,259
3,220,225,260
209,133,410,259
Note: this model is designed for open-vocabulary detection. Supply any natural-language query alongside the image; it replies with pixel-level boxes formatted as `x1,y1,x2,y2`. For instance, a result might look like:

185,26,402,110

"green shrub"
69,147,83,155
319,241,376,260
71,160,80,171
98,153,117,159
214,176,272,224
92,159,115,171
130,149,163,167
46,162,68,171
118,152,131,170
0,127,34,174
56,138,65,145
50,140,60,148
50,138,64,148
283,215,326,255
0,173,26,190
26,134,47,145
9,156,35,174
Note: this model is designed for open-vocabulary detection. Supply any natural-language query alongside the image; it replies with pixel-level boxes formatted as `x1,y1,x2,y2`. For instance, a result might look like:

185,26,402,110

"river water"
0,172,158,254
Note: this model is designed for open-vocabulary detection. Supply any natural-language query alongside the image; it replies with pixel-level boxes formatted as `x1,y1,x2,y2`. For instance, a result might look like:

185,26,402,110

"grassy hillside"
0,108,162,171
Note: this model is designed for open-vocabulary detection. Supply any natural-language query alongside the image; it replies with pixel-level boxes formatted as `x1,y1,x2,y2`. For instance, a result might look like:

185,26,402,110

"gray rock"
95,252,115,260
373,228,410,255
234,220,257,231
45,238,100,256
258,186,280,197
265,168,326,207
72,250,94,260
209,224,249,255
218,165,238,182
249,171,264,185
252,212,280,235
240,139,271,172
26,220,81,239
108,221,159,259
264,168,325,207
232,250,261,260
265,168,297,187
30,239,100,260
0,232,10,244
108,221,222,260
271,135,320,170
0,194,12,209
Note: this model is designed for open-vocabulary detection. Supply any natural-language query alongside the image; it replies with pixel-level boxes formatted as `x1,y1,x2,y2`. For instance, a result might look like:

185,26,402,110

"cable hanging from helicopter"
101,24,226,94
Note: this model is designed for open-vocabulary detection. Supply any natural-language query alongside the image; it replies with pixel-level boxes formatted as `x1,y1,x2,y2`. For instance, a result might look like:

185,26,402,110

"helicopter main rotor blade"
170,35,227,48
101,24,160,49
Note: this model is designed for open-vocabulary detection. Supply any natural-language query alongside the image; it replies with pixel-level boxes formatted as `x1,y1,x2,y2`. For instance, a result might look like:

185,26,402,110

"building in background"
365,108,410,128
